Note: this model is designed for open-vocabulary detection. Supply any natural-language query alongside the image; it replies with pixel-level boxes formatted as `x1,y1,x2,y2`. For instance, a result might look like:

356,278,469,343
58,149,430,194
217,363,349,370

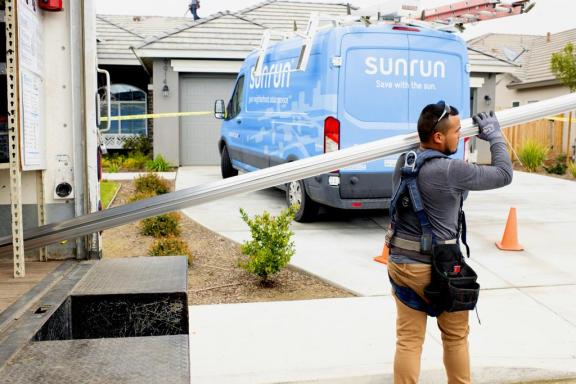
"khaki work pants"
388,261,471,384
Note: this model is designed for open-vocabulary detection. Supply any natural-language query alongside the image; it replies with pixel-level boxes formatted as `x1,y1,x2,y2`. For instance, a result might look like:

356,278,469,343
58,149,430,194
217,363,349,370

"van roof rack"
254,0,533,75
254,12,373,76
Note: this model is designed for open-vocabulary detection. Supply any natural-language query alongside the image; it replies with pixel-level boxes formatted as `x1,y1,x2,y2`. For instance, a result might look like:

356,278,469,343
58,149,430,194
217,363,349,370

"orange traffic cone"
374,243,389,265
496,207,524,251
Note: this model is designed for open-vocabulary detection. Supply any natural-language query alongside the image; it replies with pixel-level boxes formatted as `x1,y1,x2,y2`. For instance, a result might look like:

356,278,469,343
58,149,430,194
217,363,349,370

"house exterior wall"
470,73,498,164
152,59,180,166
495,76,569,110
496,79,574,158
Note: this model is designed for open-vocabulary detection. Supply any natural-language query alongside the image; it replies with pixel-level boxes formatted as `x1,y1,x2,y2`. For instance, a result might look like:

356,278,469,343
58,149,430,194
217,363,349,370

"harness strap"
390,236,457,252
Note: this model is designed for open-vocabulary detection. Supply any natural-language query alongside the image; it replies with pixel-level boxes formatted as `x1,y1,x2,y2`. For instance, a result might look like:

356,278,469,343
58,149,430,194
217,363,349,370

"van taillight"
324,116,340,153
392,26,420,32
464,137,470,162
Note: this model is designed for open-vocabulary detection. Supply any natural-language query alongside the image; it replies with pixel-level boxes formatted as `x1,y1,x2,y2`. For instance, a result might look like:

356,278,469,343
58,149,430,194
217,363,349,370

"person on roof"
387,101,513,384
189,0,200,21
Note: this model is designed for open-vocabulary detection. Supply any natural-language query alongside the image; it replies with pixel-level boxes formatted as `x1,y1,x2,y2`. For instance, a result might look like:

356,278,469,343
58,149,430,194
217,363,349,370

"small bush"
123,135,152,156
134,173,170,195
568,161,576,178
128,190,157,203
518,140,548,172
122,153,149,171
544,154,568,175
140,212,181,238
146,155,171,172
148,236,193,265
238,206,298,285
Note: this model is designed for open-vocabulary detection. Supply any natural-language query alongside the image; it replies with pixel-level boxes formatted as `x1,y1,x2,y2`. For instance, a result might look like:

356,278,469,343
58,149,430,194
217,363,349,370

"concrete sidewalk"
179,167,576,383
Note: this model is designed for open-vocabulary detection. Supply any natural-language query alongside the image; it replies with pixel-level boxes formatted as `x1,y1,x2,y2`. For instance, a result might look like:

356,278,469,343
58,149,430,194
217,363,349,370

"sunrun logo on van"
249,62,292,89
364,57,446,78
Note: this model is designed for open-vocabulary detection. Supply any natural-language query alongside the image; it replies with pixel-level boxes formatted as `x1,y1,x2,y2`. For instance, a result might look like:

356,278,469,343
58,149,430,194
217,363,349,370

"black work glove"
473,111,504,143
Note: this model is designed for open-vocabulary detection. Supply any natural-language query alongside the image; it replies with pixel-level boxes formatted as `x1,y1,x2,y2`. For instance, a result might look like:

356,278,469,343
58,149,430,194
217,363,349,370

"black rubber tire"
286,179,319,222
220,145,238,179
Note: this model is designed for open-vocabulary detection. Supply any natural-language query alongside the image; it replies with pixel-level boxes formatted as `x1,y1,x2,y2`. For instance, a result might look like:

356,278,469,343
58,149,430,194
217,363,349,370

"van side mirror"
214,100,226,119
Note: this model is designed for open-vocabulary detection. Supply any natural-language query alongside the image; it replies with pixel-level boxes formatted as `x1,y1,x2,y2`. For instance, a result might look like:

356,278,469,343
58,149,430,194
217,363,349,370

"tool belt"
424,244,480,313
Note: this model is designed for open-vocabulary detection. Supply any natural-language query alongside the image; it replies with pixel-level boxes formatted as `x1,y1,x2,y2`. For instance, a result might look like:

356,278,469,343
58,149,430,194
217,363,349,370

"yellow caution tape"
547,116,575,123
101,111,212,122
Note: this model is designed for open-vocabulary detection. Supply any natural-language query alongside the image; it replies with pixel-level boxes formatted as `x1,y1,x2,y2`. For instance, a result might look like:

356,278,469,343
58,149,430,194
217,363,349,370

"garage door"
179,75,236,165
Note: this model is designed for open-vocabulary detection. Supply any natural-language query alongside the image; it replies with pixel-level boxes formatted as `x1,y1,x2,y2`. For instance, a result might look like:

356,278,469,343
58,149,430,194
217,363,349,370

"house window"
99,84,147,135
512,101,520,108
527,100,539,104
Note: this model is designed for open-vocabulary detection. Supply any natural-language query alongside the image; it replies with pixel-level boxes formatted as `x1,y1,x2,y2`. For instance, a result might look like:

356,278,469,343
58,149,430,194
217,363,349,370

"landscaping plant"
140,212,182,238
238,205,298,285
123,135,152,156
148,236,193,265
122,152,149,171
128,190,157,203
146,155,171,172
134,173,170,195
568,161,576,178
518,140,548,172
544,154,568,175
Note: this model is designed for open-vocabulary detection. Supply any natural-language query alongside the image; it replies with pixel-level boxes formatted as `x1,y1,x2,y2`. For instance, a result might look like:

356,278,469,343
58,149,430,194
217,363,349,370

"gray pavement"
177,166,576,384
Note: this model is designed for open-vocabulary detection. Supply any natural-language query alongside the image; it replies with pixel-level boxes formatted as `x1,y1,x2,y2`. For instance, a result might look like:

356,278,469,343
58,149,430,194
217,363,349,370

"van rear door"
338,32,410,199
338,30,468,199
407,33,469,158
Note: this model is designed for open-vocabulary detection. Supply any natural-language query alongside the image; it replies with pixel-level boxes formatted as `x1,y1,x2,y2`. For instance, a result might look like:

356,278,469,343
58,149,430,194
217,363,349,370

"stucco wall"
496,77,569,111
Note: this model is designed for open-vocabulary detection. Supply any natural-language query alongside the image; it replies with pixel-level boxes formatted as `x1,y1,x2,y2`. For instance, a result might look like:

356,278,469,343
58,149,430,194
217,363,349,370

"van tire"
221,145,238,178
286,180,319,222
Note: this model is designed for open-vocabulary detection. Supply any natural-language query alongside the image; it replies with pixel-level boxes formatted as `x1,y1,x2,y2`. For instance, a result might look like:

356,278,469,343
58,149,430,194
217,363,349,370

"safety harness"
388,149,478,316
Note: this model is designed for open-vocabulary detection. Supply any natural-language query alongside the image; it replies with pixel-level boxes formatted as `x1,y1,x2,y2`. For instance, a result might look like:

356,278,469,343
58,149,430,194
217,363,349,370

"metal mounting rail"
1,93,575,257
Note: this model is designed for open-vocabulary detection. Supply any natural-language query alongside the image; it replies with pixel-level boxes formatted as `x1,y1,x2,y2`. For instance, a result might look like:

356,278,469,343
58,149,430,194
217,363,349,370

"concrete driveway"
176,166,576,296
178,166,576,383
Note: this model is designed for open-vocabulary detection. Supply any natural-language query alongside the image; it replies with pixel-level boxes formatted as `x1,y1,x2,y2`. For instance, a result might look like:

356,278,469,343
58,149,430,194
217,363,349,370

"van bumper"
304,174,392,210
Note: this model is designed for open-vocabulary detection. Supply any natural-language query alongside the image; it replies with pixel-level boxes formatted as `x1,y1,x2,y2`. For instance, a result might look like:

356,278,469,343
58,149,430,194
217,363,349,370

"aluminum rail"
1,93,575,256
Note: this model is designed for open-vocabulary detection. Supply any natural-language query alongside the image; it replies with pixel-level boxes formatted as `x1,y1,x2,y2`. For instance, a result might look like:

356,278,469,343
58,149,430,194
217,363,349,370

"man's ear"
432,130,444,145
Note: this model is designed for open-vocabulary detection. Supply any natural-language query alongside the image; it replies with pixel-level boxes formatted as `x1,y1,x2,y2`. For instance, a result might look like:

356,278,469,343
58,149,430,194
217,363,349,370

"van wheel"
221,145,238,179
286,180,319,222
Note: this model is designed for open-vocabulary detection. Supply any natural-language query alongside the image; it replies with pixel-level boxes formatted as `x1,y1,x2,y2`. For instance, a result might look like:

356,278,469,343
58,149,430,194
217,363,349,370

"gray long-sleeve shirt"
390,138,513,264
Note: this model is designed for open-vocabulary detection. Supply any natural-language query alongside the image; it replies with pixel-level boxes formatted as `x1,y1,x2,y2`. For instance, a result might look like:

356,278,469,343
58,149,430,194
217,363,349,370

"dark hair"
417,101,459,143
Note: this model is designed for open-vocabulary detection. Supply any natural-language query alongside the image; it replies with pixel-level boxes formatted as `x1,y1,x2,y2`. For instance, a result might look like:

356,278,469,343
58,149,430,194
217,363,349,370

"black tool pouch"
424,244,480,313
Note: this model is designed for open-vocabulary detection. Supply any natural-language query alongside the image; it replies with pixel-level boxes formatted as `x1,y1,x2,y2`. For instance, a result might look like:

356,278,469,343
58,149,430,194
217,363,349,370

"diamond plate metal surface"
73,256,188,295
0,335,190,384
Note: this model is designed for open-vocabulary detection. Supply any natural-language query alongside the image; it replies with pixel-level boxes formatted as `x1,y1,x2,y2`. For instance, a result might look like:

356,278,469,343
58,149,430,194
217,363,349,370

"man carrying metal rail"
387,101,513,383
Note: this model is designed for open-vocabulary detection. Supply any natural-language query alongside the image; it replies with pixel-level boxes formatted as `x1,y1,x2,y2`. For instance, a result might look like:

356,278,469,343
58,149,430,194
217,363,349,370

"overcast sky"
95,0,573,40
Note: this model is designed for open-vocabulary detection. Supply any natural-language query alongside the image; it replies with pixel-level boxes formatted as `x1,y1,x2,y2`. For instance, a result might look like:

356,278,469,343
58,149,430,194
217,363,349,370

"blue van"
215,23,470,222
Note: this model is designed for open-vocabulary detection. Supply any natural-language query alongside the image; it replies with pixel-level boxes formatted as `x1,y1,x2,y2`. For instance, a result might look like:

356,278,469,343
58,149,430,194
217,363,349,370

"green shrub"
122,153,149,171
238,206,298,285
544,153,567,175
140,212,181,238
107,159,121,173
134,173,170,195
128,190,157,203
148,236,193,265
518,140,548,172
123,135,152,156
568,161,576,178
102,154,124,173
146,155,171,172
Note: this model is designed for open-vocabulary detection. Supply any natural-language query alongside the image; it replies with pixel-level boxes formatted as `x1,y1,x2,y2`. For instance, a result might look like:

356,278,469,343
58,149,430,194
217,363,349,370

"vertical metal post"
567,111,573,166
36,170,47,261
5,0,25,277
